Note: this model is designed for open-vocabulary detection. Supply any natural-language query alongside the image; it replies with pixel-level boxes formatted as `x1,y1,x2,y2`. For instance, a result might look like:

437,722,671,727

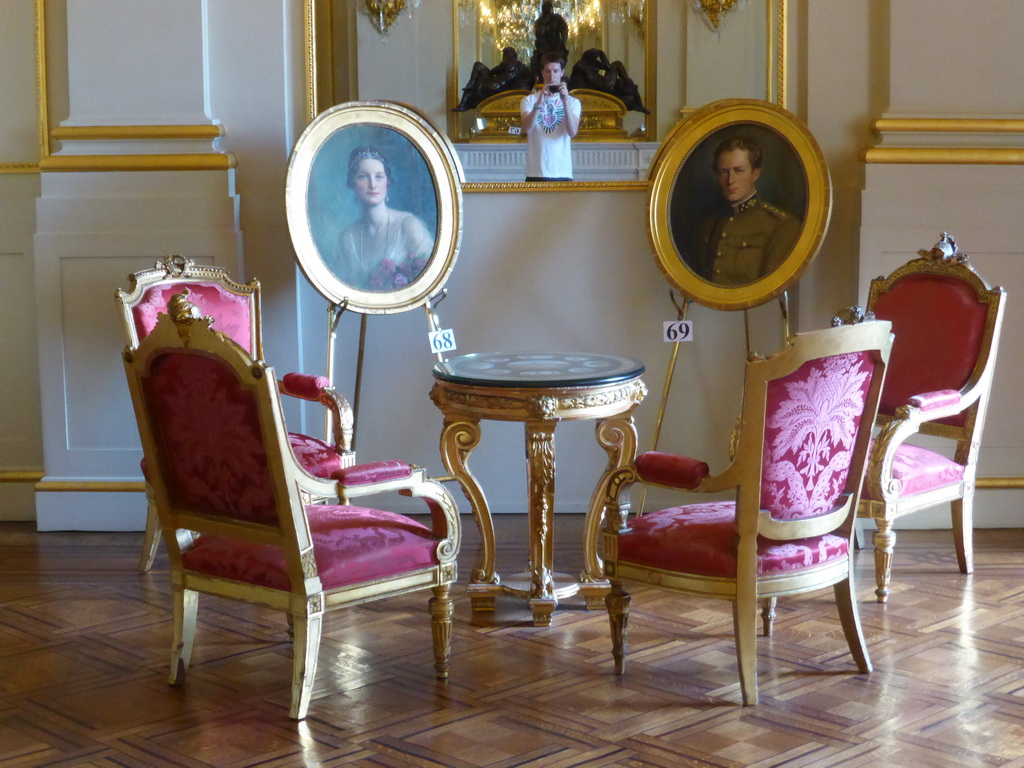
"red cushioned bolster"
635,451,710,489
281,372,331,399
907,389,961,411
334,459,414,485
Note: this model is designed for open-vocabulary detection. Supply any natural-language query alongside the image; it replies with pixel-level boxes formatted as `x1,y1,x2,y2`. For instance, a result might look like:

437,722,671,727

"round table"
430,352,647,625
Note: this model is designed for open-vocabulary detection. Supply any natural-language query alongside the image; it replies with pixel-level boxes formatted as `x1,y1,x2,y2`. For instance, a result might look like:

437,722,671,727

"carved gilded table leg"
525,420,557,625
438,416,499,611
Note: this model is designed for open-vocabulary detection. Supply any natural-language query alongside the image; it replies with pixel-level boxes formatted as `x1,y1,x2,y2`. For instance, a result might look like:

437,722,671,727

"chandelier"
362,0,421,35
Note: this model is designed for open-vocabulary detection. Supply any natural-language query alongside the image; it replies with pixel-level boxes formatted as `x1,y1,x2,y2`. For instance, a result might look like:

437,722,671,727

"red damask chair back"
123,301,460,720
859,234,1006,602
595,320,893,705
117,255,261,355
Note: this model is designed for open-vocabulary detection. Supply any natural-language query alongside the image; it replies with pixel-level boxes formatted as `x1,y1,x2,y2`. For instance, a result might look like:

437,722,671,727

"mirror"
450,0,654,143
304,0,787,188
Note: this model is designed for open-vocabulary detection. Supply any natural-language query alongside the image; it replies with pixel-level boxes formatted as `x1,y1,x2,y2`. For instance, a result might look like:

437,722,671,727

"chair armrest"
279,372,354,454
907,389,961,412
635,451,710,489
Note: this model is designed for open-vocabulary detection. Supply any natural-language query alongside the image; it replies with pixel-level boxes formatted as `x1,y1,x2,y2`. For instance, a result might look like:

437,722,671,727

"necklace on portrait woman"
358,209,393,267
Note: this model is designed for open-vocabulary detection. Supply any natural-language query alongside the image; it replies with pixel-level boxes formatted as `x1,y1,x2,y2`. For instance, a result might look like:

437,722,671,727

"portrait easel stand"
323,289,451,449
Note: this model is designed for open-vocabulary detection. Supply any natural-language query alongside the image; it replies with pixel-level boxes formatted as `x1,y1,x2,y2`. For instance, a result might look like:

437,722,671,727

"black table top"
432,351,645,389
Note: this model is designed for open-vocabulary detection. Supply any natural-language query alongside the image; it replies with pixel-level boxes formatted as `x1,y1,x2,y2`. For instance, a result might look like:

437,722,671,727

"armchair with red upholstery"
857,234,1006,602
122,295,460,719
590,320,893,705
116,255,441,571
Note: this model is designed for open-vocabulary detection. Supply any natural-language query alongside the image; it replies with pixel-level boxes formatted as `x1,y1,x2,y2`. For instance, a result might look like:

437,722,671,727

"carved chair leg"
952,494,974,575
834,576,872,674
732,596,759,705
170,587,197,685
430,583,454,680
760,597,777,637
606,579,631,675
289,608,323,720
872,519,896,604
138,489,160,572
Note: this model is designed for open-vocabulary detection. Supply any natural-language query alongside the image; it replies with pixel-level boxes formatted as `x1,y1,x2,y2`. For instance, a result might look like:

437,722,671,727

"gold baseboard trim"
35,481,147,493
873,118,1024,134
51,124,224,141
39,153,236,173
863,147,1024,165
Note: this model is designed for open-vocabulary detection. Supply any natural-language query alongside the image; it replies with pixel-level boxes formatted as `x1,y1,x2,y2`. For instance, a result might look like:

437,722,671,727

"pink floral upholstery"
873,274,989,427
335,460,414,485
760,352,875,521
148,352,276,523
133,282,253,353
861,441,965,500
288,433,348,479
635,452,710,489
181,505,440,590
618,501,848,578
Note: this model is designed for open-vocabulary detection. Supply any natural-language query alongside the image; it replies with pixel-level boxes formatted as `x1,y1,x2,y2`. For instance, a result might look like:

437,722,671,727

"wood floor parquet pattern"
3,520,1024,767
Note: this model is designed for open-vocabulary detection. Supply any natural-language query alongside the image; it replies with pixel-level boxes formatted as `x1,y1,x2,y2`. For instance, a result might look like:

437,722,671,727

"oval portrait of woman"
287,102,463,313
648,99,831,311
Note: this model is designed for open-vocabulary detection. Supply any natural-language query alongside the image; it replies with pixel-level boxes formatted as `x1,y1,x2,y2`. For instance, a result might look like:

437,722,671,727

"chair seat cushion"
617,501,849,578
861,442,965,500
181,505,440,590
288,432,347,479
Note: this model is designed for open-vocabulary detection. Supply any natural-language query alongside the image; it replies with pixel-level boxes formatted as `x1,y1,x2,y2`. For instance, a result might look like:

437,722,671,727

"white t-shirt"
521,90,581,179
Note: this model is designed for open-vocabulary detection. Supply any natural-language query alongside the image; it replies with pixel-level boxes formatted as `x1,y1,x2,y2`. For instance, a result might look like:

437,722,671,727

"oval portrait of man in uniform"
647,99,831,311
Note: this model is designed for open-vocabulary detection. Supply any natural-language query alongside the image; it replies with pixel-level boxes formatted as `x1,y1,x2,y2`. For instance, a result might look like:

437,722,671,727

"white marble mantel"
454,142,659,183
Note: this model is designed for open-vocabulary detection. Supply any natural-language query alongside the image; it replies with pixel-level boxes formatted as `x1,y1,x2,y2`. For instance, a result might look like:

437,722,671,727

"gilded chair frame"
122,302,460,719
116,255,356,570
858,242,1006,602
595,320,893,704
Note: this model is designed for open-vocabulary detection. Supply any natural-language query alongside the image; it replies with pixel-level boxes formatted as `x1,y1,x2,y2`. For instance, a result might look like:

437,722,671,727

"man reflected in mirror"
696,135,799,285
520,53,581,182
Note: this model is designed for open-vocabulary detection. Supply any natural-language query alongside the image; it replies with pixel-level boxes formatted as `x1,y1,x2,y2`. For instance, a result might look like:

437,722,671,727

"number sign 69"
663,320,693,342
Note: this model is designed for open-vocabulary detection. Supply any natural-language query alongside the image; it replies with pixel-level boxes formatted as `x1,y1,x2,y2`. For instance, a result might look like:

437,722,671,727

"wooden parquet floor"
3,518,1024,767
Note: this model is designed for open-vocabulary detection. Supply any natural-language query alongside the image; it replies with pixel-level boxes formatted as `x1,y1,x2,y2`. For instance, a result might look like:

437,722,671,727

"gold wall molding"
865,117,1024,165
51,124,224,141
873,118,1024,134
0,471,45,483
39,153,237,172
463,180,648,193
862,147,1024,165
35,481,147,493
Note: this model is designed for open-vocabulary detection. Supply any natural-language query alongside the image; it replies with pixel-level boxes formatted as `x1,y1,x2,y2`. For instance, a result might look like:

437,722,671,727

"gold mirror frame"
286,101,464,314
647,99,831,311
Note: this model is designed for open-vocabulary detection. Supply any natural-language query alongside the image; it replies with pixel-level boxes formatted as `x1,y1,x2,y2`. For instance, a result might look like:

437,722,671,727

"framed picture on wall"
286,101,464,313
647,99,831,311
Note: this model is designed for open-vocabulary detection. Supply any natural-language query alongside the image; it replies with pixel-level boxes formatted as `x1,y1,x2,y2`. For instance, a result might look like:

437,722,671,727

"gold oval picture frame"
286,101,464,313
648,99,831,311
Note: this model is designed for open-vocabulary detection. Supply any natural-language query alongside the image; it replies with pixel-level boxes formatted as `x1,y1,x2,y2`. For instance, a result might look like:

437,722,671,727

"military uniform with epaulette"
698,196,800,286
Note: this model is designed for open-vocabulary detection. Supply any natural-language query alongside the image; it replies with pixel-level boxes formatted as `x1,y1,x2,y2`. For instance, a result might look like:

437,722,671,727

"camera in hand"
548,84,560,93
